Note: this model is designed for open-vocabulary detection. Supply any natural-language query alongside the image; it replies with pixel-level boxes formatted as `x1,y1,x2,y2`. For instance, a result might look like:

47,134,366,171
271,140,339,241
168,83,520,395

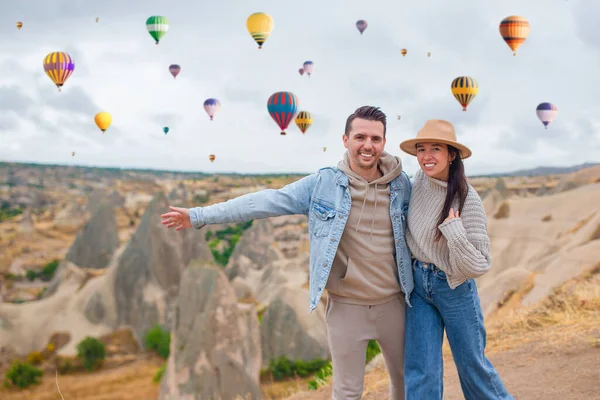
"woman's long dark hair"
435,145,468,241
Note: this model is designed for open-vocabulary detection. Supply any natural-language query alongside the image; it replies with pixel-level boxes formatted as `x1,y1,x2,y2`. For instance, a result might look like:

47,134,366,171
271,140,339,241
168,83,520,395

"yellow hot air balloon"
95,17,99,23
295,111,312,134
499,16,530,56
246,12,274,49
427,52,431,57
401,48,407,57
16,22,23,29
322,147,327,152
43,52,75,92
451,76,478,111
209,154,216,162
94,112,112,132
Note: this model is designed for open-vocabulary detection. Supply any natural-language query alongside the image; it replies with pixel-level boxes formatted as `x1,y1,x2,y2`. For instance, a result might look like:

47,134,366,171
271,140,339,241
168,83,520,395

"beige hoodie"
325,151,403,305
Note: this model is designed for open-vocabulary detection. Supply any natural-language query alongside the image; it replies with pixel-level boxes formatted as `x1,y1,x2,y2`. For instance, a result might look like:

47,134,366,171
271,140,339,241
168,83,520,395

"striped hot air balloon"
209,154,216,162
267,91,299,135
356,20,368,34
169,64,181,78
43,52,75,92
536,103,558,129
302,61,314,77
246,12,274,49
146,16,169,44
203,98,221,121
295,111,313,134
499,16,530,56
401,48,407,57
16,22,23,29
451,76,478,111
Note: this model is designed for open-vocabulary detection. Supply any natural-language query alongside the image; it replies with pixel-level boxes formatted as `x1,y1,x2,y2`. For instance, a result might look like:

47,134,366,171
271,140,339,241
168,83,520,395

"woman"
399,119,513,400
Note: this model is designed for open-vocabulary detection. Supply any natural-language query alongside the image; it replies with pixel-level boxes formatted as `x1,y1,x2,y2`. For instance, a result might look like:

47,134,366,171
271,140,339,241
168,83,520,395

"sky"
0,0,599,176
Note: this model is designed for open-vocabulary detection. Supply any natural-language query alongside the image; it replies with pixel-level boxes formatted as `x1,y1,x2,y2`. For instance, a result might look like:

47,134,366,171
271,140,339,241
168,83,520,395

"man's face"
343,118,386,171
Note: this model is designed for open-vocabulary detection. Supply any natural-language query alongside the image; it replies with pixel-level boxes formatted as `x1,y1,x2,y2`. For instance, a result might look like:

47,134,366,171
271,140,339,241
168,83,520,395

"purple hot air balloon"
302,61,314,77
169,64,181,79
298,67,304,76
203,98,221,121
356,20,368,34
536,102,558,129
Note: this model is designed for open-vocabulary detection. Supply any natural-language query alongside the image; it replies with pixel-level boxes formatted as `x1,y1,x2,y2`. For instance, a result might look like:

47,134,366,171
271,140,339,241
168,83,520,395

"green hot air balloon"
146,16,169,44
163,126,169,134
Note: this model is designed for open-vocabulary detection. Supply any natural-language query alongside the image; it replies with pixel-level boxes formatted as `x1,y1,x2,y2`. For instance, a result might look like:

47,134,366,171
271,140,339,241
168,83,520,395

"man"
161,106,413,399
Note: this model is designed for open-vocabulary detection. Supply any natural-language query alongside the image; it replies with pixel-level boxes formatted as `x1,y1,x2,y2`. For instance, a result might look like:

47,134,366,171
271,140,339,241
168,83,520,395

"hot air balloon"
16,22,23,29
322,147,327,152
298,68,304,76
536,103,558,129
302,61,314,77
146,16,169,44
356,20,368,34
94,112,112,132
246,12,274,49
427,52,431,57
401,49,407,57
397,115,401,120
163,127,169,134
499,16,530,56
451,76,478,111
95,17,99,23
203,98,221,121
43,52,75,92
295,111,313,134
72,151,75,157
209,154,216,162
267,91,299,135
169,64,181,78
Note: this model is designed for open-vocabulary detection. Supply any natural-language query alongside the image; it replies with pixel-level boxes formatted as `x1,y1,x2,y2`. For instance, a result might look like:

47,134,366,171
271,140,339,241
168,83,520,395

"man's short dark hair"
344,106,387,137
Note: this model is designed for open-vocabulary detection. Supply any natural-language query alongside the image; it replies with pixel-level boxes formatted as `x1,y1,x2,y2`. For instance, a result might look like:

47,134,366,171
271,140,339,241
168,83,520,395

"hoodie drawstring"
355,182,379,241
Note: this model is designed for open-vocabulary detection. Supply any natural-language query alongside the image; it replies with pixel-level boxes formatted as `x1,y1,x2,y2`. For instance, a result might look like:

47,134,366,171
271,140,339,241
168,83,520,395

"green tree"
76,337,106,371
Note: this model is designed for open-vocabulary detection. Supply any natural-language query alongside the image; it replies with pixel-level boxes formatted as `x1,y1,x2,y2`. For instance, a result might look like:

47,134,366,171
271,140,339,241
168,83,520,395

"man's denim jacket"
189,166,413,312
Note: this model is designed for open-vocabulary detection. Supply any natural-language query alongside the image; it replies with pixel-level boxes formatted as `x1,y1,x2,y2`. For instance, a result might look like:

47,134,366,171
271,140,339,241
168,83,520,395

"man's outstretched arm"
162,173,319,231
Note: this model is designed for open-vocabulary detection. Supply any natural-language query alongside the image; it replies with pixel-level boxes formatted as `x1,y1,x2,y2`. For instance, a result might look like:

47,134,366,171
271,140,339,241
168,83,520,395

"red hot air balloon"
267,91,299,135
356,20,368,34
169,64,181,78
298,68,304,76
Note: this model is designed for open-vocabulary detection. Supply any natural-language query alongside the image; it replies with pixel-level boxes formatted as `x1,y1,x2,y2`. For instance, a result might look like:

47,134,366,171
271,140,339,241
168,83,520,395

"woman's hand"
444,207,460,223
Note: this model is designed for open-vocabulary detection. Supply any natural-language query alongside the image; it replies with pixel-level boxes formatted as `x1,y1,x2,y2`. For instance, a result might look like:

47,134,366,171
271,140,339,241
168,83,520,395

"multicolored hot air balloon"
298,68,304,76
246,12,274,49
499,16,530,56
401,49,407,57
163,127,169,134
451,76,478,111
302,61,314,77
295,111,313,134
43,52,75,92
16,22,23,30
536,103,558,129
203,98,221,121
94,112,112,132
356,20,368,34
267,91,299,135
169,64,181,78
146,16,169,44
209,154,216,162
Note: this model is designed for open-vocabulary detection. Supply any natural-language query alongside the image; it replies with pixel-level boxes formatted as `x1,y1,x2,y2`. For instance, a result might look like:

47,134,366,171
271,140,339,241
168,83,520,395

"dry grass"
558,211,596,238
493,201,510,219
541,214,552,222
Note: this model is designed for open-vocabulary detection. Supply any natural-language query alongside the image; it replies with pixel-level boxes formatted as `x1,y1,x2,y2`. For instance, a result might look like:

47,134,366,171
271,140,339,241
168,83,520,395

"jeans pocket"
435,269,448,280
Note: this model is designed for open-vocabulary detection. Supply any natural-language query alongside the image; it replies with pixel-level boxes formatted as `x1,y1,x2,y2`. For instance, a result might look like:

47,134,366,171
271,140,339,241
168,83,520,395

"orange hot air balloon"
16,22,23,29
401,48,407,57
499,16,530,56
209,154,216,162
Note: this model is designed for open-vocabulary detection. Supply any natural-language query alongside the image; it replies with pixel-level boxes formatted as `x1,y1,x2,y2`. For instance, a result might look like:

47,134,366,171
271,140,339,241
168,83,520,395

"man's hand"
444,207,460,223
161,206,193,231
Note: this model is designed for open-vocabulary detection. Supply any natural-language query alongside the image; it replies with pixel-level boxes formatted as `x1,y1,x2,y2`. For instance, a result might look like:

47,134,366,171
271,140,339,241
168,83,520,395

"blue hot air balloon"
536,102,558,129
267,91,299,135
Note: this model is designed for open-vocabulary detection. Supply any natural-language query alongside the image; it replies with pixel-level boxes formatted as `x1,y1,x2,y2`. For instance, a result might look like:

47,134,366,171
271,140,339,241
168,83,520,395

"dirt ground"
286,329,600,400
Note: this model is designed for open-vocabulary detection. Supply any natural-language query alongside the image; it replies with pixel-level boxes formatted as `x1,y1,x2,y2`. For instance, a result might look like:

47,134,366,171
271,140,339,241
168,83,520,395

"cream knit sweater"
406,169,492,288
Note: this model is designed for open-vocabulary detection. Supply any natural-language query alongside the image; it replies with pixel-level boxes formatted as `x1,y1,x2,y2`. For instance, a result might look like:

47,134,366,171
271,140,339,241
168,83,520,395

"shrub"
268,356,330,381
3,360,43,388
26,351,43,365
39,260,59,281
76,337,106,371
307,362,332,390
25,270,37,282
366,340,381,364
144,324,170,359
153,364,166,384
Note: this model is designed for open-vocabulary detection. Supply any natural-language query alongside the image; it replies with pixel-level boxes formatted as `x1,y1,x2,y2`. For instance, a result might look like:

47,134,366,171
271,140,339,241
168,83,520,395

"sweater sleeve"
437,190,491,281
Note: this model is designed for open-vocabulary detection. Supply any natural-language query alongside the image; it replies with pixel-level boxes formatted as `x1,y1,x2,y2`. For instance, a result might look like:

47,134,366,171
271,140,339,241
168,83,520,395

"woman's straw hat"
399,119,472,159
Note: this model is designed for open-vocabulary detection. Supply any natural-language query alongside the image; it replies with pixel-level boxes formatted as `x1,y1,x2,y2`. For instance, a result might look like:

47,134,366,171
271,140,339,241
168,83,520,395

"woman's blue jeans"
404,259,513,400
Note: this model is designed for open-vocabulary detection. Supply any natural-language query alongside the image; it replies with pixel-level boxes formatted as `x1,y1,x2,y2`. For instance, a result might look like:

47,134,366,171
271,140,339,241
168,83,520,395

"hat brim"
399,137,472,159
